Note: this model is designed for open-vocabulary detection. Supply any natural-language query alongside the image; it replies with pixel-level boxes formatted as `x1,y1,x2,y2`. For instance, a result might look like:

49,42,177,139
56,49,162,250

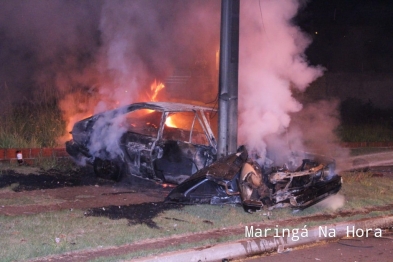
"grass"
33,155,76,172
0,157,77,174
340,172,393,208
349,147,393,156
0,194,66,207
0,101,66,148
1,170,393,261
337,123,393,142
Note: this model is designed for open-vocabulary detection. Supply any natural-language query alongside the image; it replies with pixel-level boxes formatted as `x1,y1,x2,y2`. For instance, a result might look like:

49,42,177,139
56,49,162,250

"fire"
59,112,92,143
150,79,165,101
165,115,177,128
161,183,176,188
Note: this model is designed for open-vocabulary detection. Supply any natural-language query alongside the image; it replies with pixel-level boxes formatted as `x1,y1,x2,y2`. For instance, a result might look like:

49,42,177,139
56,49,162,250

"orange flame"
150,80,165,101
165,115,177,128
161,183,176,188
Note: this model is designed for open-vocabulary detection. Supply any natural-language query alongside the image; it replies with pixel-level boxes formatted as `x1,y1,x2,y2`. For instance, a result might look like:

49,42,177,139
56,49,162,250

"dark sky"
296,0,393,73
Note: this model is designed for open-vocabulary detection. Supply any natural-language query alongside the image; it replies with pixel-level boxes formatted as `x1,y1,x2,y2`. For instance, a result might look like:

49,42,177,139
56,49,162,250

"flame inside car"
165,115,177,128
66,101,218,184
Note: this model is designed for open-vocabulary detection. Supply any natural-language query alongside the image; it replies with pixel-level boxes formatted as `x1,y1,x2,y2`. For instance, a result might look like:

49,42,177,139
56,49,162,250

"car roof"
128,101,217,112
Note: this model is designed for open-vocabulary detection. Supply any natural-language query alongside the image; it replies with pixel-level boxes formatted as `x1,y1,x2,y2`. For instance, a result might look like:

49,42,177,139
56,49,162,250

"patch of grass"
0,210,130,261
340,172,393,209
0,101,66,148
349,147,393,156
337,124,393,142
34,156,59,171
0,156,76,173
0,195,66,207
33,156,76,172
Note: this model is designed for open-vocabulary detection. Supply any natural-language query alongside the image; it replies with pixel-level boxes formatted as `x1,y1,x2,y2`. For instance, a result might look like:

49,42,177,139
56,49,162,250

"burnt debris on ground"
0,167,110,191
84,202,184,228
0,166,168,192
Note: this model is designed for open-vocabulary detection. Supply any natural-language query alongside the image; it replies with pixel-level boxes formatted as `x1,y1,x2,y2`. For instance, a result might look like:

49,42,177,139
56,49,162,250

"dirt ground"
0,166,179,227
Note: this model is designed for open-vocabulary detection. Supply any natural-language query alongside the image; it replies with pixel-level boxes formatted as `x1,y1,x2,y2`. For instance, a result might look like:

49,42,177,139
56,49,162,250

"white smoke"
92,0,221,113
86,0,221,157
239,0,326,163
316,193,345,211
0,0,347,163
88,109,128,159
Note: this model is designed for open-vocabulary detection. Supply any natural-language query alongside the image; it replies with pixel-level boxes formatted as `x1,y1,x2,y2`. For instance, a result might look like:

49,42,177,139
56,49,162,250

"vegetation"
0,101,66,148
337,124,393,142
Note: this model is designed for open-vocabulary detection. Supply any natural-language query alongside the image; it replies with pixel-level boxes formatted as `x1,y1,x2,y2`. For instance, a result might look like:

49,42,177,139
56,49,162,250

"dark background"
295,0,393,129
298,0,393,73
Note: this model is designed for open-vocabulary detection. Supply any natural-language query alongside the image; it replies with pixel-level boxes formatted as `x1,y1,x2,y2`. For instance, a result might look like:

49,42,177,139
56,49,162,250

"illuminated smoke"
85,0,220,157
0,0,220,155
91,0,220,113
239,0,329,164
0,0,347,164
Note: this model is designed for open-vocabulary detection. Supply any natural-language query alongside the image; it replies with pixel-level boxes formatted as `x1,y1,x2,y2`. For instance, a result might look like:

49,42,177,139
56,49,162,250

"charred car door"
154,110,217,184
120,108,163,180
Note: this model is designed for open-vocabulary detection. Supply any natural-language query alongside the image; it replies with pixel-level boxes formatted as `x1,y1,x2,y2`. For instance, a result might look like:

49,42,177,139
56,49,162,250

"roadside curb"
132,215,393,262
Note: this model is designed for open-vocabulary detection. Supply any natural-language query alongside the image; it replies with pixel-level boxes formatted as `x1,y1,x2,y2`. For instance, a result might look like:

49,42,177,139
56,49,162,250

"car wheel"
93,157,123,181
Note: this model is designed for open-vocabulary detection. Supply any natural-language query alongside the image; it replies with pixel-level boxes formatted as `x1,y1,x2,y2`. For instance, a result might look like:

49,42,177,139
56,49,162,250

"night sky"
297,0,393,73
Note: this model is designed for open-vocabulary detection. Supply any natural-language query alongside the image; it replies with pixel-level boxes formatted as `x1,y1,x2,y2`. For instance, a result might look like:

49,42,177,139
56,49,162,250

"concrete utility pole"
218,0,240,157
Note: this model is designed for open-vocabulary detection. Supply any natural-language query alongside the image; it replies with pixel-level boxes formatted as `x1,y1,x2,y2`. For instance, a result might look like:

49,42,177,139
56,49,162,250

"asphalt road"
241,235,393,262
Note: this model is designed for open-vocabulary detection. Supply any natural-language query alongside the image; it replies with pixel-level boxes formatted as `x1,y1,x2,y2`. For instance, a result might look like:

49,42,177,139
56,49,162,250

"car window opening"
162,112,209,145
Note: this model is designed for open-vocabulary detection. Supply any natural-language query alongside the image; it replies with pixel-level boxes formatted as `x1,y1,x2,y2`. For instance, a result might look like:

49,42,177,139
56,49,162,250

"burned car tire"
93,158,123,181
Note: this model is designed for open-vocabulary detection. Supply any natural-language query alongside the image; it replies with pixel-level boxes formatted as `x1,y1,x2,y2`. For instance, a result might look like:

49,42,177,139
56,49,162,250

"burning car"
66,102,218,183
166,146,342,212
66,101,342,212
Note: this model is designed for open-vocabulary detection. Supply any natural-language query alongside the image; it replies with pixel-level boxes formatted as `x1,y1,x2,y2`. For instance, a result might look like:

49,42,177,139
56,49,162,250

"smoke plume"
0,0,220,154
238,0,344,164
0,0,347,164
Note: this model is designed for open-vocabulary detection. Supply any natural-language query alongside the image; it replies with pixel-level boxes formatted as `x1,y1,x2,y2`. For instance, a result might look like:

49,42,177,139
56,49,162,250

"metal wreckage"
66,101,342,213
166,146,342,212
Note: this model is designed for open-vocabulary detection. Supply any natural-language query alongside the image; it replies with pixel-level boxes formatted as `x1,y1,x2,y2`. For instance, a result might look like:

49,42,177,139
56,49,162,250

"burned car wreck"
66,102,218,184
66,101,342,212
166,146,342,212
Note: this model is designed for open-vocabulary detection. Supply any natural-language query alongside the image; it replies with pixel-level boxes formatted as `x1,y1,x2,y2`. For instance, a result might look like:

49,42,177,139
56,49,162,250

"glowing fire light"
161,183,176,188
150,79,165,101
66,113,92,138
165,115,177,128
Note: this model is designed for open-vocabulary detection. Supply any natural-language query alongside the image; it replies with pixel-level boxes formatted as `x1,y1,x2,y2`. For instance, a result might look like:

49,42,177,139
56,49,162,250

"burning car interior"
66,102,218,184
66,101,342,213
